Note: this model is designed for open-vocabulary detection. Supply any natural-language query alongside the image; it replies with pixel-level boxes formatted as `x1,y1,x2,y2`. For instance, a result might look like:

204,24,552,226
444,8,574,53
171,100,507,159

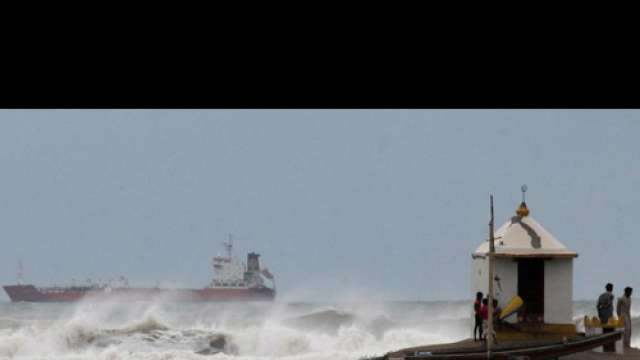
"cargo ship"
3,240,276,302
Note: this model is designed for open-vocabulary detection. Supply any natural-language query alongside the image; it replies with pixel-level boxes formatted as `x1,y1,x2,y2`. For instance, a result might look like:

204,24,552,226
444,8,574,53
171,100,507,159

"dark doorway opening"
517,258,545,323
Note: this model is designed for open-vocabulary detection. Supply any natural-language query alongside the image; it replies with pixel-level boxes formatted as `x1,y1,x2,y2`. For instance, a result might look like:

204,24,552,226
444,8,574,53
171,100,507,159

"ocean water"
0,299,637,360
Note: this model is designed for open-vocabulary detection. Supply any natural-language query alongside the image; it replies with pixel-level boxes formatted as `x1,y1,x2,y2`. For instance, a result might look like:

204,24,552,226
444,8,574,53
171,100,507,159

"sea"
0,299,637,360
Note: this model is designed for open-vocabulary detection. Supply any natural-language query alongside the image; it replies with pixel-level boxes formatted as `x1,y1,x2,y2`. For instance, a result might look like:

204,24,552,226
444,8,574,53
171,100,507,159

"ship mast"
224,233,233,259
487,194,496,357
17,260,23,285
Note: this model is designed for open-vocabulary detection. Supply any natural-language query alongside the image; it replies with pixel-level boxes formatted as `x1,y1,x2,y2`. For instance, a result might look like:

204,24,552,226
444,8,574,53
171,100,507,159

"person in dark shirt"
597,283,615,324
597,283,615,352
473,292,483,341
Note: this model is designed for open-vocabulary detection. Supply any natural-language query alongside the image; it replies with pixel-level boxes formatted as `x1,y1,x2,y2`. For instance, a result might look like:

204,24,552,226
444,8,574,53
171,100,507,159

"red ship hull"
3,284,275,302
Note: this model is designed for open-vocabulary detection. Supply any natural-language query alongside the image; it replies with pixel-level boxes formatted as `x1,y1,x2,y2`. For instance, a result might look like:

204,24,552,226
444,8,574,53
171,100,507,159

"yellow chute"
500,295,523,319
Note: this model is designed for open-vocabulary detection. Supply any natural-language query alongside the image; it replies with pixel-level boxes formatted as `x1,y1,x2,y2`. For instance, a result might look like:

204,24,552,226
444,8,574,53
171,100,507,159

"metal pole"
487,194,495,358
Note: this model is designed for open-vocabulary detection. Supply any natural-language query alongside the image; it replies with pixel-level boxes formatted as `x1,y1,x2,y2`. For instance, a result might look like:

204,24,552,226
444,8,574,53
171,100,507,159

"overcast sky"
0,110,637,301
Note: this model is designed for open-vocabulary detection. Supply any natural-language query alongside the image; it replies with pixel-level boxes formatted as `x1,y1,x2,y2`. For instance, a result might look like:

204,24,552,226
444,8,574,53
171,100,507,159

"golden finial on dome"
516,184,530,217
516,202,529,217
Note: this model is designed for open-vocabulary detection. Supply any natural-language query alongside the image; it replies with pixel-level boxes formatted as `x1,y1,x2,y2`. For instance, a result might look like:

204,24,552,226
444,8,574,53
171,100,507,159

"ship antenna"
17,260,23,285
224,233,233,259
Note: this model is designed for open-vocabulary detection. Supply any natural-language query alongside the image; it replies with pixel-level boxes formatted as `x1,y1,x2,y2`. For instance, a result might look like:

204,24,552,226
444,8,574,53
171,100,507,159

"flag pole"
487,194,495,358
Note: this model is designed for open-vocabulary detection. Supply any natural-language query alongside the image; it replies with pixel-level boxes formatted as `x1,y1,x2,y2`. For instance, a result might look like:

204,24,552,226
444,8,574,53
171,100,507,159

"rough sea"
0,299,637,360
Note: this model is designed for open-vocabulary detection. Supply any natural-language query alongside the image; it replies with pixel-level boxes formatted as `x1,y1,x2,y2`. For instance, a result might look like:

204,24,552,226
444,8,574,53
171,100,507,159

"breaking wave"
0,298,637,359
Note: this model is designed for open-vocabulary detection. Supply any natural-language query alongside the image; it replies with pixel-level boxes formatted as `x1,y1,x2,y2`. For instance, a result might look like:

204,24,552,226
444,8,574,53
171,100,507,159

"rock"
209,334,227,349
195,347,222,355
194,334,238,356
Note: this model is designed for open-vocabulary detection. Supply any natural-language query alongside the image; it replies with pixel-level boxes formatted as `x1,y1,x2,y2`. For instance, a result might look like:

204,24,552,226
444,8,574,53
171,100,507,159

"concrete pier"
564,347,640,359
376,334,633,360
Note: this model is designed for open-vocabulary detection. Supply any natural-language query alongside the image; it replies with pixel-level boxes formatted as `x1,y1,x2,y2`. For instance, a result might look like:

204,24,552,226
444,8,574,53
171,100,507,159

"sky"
0,110,638,302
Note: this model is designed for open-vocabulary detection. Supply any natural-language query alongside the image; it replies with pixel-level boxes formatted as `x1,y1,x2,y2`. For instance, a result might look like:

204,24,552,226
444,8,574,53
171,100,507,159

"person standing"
597,283,615,352
480,298,497,344
473,292,483,341
616,287,633,348
492,299,502,326
480,298,489,340
597,283,615,323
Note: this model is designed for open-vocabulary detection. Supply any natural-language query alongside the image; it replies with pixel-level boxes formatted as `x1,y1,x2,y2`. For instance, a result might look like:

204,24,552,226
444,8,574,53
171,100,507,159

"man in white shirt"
616,287,633,349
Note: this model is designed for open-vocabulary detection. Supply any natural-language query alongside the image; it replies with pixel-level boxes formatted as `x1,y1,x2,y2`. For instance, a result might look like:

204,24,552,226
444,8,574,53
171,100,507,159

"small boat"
383,330,623,360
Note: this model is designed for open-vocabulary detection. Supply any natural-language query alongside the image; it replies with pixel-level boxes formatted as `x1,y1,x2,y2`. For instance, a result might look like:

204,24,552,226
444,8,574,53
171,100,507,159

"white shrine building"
471,193,578,336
